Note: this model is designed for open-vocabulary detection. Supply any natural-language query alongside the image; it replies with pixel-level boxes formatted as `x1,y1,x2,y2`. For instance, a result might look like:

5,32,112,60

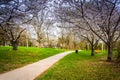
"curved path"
0,51,74,80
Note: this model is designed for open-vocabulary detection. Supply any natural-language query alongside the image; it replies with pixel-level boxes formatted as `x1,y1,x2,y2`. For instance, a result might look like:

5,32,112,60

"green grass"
0,46,66,74
35,50,120,80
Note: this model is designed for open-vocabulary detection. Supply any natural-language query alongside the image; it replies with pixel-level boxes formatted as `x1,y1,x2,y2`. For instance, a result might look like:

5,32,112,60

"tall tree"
81,31,99,56
0,0,48,50
55,0,120,61
31,0,50,47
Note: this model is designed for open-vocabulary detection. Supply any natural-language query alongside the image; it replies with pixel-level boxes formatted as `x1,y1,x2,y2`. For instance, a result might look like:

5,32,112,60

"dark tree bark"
117,41,120,58
75,50,78,54
91,44,94,56
11,40,18,50
107,45,113,61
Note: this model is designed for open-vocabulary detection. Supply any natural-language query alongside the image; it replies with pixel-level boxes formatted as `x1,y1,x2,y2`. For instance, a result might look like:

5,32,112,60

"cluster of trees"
0,0,80,50
54,0,120,61
0,0,48,50
0,0,120,61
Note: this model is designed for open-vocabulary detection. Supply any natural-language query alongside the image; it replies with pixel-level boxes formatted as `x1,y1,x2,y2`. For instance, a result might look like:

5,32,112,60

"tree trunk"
11,41,18,50
107,45,113,61
91,45,94,56
117,42,120,61
117,51,120,59
102,42,104,51
3,41,6,46
26,38,29,47
38,42,41,48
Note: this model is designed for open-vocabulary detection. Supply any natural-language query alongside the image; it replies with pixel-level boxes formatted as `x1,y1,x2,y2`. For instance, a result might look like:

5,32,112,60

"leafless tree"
44,19,54,47
0,0,48,50
55,0,120,61
30,0,53,48
81,31,99,56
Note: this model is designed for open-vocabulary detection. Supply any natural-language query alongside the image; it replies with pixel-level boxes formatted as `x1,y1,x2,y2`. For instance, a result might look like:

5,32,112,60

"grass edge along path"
0,51,74,80
35,50,120,80
0,46,66,74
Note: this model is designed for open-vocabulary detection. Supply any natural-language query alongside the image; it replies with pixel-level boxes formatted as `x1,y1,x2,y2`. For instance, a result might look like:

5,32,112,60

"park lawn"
35,50,120,80
0,46,66,74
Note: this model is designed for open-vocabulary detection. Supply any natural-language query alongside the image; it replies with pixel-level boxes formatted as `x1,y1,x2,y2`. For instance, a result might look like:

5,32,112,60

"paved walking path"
0,51,74,80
